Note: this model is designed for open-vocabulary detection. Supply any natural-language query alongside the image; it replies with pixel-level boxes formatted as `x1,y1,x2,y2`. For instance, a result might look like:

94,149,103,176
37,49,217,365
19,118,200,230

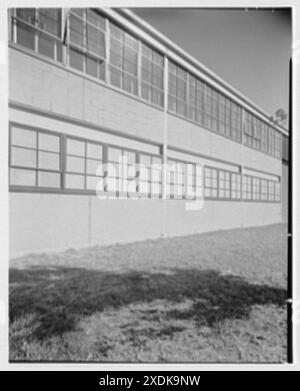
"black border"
287,57,293,364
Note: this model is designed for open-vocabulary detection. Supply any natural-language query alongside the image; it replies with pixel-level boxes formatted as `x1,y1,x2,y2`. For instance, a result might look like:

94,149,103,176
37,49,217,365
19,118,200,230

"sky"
132,8,291,120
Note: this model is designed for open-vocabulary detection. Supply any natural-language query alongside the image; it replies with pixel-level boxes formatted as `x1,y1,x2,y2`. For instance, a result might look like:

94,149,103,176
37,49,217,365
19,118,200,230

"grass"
9,223,287,362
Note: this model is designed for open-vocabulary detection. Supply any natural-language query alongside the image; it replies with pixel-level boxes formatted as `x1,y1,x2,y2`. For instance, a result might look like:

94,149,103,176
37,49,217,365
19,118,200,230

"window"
69,8,106,80
252,177,261,201
138,154,162,197
261,122,269,153
168,62,187,116
218,170,231,199
268,181,275,201
261,179,268,201
187,75,196,121
141,44,164,107
274,131,282,159
218,94,226,135
109,23,138,95
204,85,212,129
231,172,241,200
204,167,218,198
13,8,62,61
186,163,201,200
10,126,61,188
224,98,231,138
65,137,104,191
252,117,261,150
211,89,219,132
167,160,200,200
167,160,185,199
243,176,252,200
231,102,242,142
106,147,137,194
275,182,281,201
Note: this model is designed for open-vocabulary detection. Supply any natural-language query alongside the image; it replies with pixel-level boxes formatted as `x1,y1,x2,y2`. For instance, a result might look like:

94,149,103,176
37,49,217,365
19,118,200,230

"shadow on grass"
9,266,286,340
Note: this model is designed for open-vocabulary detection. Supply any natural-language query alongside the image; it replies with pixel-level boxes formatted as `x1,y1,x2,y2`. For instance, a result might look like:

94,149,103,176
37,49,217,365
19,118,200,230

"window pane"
87,25,105,57
87,143,102,159
65,174,85,189
10,168,36,186
108,147,121,162
123,74,137,95
86,55,98,77
11,146,37,168
38,151,60,170
11,127,37,148
86,9,105,30
16,23,35,50
71,8,84,18
38,171,60,188
139,181,149,193
38,8,61,37
86,175,104,191
69,14,84,47
16,8,36,24
38,32,55,59
86,159,103,175
110,66,122,88
67,139,85,156
69,48,84,71
67,156,85,173
39,133,60,152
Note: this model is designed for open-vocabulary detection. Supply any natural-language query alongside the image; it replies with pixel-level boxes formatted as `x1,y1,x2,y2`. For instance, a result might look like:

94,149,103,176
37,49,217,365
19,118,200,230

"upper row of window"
11,8,282,159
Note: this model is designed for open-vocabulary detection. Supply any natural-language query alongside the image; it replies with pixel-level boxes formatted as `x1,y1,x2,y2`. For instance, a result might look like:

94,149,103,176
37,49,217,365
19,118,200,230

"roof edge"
116,8,289,137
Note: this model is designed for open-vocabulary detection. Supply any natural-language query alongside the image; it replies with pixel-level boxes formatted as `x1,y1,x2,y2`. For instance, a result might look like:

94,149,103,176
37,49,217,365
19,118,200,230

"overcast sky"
132,8,291,120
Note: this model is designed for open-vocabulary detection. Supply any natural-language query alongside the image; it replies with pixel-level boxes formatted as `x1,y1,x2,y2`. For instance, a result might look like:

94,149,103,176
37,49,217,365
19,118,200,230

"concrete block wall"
10,193,281,257
8,47,284,256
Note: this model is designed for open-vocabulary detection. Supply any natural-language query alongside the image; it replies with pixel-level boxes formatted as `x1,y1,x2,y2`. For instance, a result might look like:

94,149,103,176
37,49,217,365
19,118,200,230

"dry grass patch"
10,223,287,362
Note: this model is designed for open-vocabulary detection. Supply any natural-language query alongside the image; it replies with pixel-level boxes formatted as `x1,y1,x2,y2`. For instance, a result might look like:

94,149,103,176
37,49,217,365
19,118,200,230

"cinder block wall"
9,48,283,256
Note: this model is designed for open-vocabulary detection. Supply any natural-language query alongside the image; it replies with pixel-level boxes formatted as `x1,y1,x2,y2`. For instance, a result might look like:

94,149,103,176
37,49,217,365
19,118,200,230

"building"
8,8,289,256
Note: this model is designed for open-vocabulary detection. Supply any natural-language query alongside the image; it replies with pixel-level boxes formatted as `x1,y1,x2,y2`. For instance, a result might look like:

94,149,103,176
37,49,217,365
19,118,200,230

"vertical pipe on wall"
105,17,110,85
161,54,169,238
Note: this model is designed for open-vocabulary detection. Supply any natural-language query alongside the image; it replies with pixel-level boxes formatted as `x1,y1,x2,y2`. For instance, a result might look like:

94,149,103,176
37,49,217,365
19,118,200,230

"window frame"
11,8,63,62
9,123,63,192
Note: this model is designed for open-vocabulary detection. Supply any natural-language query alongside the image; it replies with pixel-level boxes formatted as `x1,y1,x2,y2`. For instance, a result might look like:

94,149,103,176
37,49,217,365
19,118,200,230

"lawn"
9,223,287,362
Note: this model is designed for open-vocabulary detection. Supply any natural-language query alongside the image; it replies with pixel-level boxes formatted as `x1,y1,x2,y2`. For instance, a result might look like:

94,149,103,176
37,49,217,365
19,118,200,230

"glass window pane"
11,127,37,148
67,156,85,173
38,151,60,170
16,23,35,50
86,175,104,191
87,143,102,159
10,168,36,187
16,8,36,24
69,14,84,47
38,150,59,170
71,8,85,18
69,48,84,71
86,159,102,175
87,23,105,54
67,139,85,156
38,33,55,59
86,9,105,30
139,181,149,193
11,146,37,168
123,150,136,165
86,55,98,77
108,147,122,162
65,174,85,189
39,133,60,152
38,8,61,37
110,66,122,88
38,171,60,188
